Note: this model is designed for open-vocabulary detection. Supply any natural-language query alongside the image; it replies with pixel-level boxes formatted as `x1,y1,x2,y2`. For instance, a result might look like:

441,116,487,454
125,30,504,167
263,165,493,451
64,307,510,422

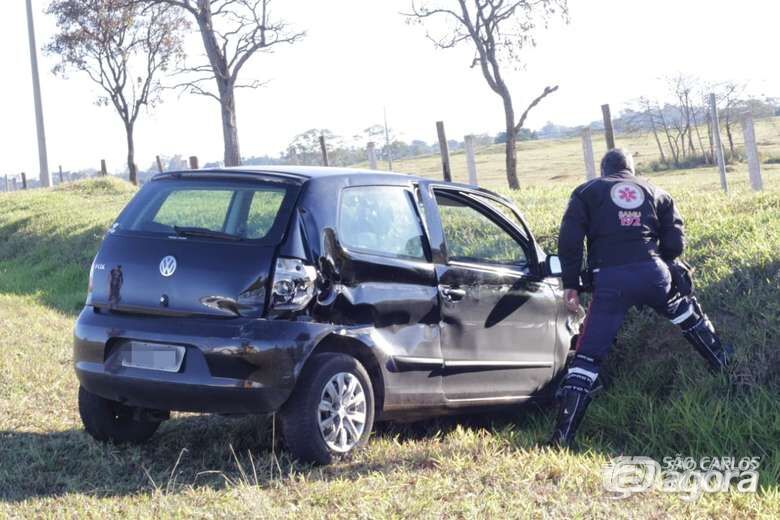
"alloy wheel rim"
317,372,367,453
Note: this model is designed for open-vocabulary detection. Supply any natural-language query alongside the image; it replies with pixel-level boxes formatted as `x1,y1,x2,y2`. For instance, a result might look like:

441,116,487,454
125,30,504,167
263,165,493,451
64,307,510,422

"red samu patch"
618,210,642,226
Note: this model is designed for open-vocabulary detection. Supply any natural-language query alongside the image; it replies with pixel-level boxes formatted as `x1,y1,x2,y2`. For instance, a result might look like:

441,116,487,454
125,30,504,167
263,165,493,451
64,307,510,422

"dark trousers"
571,258,690,379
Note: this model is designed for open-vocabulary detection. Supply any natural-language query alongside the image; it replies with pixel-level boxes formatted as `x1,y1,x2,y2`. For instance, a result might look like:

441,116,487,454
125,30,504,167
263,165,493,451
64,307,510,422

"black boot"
549,387,592,448
681,300,735,372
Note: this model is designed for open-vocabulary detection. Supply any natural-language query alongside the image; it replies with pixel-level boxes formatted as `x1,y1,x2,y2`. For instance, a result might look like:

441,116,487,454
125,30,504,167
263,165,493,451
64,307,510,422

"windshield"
114,178,299,243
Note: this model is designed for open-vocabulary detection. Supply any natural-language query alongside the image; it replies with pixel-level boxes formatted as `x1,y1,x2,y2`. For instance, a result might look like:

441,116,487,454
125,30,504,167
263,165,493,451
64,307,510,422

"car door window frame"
337,184,433,263
432,188,535,275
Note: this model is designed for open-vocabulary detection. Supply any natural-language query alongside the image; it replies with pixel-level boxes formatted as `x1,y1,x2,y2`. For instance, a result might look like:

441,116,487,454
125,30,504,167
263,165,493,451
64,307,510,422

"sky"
2,0,779,180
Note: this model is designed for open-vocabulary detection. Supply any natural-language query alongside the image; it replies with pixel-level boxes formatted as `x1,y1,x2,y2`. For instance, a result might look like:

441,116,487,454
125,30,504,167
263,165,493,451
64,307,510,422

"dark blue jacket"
558,170,684,290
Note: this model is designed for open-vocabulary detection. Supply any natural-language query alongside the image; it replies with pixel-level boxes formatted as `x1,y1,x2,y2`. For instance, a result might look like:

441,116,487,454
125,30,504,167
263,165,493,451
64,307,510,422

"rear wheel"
78,386,161,444
280,353,375,464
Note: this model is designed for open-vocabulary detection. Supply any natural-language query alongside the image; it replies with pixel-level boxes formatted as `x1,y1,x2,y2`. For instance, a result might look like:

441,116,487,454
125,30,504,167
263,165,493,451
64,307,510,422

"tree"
47,0,186,185
288,129,341,166
142,0,305,166
407,0,567,189
710,81,746,158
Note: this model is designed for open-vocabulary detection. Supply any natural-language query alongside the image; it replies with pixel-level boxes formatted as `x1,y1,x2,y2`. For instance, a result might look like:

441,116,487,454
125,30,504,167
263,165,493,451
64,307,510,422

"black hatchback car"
75,166,579,463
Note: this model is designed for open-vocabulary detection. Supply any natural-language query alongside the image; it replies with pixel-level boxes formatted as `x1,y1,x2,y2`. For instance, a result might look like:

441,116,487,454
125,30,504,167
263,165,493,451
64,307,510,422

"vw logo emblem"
159,255,177,277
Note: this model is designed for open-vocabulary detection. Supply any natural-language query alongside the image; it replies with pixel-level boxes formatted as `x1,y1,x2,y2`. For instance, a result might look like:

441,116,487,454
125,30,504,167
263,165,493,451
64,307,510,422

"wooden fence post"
100,159,108,177
21,172,27,189
367,141,378,170
708,93,729,193
156,156,164,173
319,135,329,167
58,165,64,184
436,121,452,182
740,111,763,191
601,104,615,150
189,156,199,169
464,135,478,185
581,127,597,180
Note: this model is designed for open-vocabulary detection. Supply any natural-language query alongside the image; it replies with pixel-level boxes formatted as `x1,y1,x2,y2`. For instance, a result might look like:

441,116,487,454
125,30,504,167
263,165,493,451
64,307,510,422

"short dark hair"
600,148,634,176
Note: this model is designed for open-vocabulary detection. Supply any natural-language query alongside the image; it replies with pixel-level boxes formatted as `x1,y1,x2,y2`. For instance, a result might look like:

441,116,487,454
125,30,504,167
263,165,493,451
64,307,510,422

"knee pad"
669,296,704,330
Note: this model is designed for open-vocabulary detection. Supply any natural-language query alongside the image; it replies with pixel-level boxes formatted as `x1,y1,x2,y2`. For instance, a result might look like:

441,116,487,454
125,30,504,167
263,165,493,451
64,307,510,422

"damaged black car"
74,166,579,464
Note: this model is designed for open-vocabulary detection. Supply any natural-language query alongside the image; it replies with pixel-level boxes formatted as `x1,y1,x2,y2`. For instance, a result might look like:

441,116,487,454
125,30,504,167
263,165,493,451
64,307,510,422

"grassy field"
1,119,779,518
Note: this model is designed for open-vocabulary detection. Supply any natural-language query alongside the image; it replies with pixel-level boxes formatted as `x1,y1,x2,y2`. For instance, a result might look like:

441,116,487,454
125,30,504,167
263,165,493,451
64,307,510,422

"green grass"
1,120,780,517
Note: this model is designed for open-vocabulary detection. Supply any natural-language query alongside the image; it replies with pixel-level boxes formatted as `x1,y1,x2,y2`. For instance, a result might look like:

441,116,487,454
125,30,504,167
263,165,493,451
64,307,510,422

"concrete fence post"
464,134,478,185
3,174,7,192
581,127,597,180
100,159,108,177
189,156,199,169
708,93,729,193
367,141,378,170
740,111,763,192
58,165,64,184
436,121,452,182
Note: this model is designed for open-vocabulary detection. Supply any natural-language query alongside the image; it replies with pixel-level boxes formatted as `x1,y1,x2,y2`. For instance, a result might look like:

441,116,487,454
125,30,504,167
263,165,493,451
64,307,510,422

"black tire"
78,386,160,444
280,353,375,465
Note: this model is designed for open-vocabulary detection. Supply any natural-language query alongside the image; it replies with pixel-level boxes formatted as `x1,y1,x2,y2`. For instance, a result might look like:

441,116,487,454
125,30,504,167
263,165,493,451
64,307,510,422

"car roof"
152,165,514,206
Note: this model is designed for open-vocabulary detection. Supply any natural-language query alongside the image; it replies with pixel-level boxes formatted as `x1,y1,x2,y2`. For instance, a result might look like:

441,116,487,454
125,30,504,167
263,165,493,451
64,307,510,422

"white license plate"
121,342,186,372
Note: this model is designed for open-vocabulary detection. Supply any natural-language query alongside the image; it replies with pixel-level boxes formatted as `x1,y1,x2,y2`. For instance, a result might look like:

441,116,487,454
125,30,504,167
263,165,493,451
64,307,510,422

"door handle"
439,285,466,301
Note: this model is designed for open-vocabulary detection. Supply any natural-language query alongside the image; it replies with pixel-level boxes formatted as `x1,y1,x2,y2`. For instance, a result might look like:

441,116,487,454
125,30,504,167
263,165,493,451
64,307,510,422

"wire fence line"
3,101,772,194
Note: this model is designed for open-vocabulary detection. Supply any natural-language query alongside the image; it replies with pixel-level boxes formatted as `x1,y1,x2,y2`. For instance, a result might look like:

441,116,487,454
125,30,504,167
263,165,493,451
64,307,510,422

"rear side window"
115,178,297,243
339,186,426,260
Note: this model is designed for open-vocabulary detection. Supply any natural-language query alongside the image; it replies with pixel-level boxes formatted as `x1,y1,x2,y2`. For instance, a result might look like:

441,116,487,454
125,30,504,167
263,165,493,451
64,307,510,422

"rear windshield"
113,178,299,243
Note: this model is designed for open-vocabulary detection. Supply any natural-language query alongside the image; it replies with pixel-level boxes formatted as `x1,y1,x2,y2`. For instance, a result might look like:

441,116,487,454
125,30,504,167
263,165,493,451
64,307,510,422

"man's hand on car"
564,289,580,313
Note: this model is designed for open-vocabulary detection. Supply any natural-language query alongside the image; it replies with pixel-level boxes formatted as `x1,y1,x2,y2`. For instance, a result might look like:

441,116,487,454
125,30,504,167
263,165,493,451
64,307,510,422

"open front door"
417,183,557,402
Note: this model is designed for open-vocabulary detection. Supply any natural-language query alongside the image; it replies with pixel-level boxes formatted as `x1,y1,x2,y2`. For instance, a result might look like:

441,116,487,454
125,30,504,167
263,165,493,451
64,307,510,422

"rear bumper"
74,307,334,414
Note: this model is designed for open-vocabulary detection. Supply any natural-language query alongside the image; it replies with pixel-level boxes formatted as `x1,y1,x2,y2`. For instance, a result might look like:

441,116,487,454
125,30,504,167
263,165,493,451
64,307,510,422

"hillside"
1,139,779,516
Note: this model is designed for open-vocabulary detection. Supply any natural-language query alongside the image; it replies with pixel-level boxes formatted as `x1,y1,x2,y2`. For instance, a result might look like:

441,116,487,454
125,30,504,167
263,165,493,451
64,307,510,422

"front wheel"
78,386,161,444
280,353,375,464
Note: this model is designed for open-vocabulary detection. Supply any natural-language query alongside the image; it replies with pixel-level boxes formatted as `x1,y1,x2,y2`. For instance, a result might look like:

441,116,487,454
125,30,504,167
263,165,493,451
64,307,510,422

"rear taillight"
270,257,317,311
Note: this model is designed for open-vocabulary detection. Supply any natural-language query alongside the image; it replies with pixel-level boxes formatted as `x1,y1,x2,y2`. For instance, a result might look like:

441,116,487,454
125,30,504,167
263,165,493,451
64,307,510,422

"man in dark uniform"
549,148,734,447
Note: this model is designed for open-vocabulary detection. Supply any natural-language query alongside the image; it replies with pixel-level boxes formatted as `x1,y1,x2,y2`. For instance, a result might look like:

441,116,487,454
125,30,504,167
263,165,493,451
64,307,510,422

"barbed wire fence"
1,98,768,194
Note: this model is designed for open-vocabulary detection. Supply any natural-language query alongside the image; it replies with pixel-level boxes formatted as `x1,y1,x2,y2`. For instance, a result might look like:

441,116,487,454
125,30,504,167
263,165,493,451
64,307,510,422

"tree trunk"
125,122,137,185
194,3,241,167
220,88,241,166
691,108,708,163
502,93,519,190
659,111,679,166
649,117,667,164
725,119,736,157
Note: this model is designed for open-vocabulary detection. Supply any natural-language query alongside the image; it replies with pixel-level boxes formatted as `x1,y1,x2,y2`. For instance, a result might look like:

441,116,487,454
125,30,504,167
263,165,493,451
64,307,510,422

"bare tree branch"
515,84,559,132
139,0,305,166
407,0,567,188
47,0,187,184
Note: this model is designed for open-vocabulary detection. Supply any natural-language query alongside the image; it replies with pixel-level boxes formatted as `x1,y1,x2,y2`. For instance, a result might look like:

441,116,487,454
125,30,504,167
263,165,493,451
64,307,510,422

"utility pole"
26,0,51,187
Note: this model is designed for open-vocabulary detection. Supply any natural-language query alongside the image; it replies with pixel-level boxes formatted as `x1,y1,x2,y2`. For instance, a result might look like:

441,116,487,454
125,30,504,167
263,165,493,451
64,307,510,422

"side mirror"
542,255,563,277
